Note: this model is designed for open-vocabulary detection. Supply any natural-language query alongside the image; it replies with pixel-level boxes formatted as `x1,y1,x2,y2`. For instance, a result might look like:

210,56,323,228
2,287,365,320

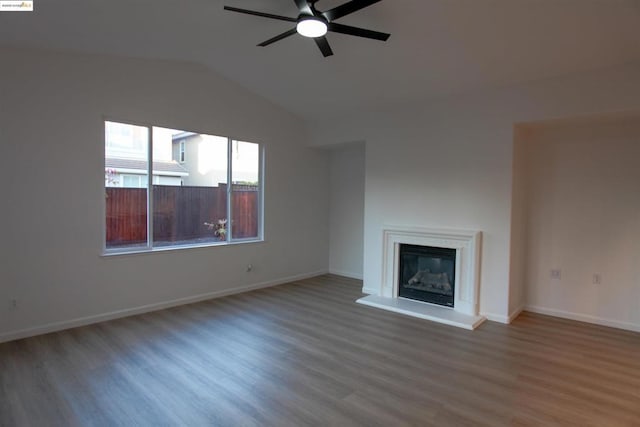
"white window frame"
179,140,186,163
103,119,264,255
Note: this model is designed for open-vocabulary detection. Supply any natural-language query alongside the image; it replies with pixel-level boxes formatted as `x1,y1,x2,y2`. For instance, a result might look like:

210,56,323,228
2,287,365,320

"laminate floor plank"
1,275,639,426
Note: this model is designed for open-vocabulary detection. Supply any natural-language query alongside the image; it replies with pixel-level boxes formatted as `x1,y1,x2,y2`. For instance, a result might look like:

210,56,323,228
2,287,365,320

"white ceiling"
2,0,640,121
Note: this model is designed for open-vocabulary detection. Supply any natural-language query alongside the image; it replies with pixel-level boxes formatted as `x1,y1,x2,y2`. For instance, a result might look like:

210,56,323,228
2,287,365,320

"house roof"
172,132,198,141
105,157,188,176
1,1,639,121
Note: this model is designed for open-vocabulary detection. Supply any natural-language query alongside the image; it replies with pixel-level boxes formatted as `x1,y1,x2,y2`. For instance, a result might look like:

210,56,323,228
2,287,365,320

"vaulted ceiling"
2,0,640,121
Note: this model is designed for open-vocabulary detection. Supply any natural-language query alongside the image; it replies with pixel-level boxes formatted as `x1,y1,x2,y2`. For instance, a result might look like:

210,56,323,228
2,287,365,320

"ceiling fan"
223,0,390,57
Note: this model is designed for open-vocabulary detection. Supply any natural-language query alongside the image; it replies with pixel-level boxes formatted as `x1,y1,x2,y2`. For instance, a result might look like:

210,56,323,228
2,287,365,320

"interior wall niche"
509,113,640,331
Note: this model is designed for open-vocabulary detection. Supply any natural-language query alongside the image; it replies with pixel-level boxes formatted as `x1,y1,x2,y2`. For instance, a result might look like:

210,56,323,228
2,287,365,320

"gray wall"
328,143,365,279
0,47,329,341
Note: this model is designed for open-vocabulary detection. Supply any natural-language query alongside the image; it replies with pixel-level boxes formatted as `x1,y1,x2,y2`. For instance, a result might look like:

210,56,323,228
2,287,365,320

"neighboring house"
105,157,188,188
172,132,258,187
104,121,188,187
171,131,197,165
172,132,227,187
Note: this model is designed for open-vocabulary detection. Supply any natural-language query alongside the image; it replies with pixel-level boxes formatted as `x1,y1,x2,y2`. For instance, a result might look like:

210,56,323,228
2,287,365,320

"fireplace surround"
356,226,486,330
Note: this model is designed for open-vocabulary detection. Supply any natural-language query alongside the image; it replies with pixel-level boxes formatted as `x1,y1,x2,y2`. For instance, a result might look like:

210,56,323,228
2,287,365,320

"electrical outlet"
246,264,253,272
550,269,561,280
593,274,602,285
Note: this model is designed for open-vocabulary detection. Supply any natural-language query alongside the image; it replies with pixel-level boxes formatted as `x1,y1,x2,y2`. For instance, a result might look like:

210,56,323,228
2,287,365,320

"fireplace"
398,244,455,307
355,226,486,330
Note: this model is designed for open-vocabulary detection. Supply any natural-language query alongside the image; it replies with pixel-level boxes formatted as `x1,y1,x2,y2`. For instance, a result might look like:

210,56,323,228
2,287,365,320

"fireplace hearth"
399,244,456,307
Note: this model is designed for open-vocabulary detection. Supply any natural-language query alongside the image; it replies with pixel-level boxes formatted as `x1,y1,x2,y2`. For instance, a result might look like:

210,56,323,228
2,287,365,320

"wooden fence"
106,184,258,247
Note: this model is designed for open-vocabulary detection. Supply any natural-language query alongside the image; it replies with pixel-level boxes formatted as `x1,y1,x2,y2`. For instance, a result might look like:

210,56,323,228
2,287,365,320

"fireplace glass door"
398,244,456,307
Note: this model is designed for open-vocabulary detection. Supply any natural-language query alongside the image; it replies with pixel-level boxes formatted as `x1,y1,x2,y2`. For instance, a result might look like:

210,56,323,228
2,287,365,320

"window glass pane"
231,140,260,240
179,141,186,162
122,174,148,188
105,121,262,252
152,127,228,247
105,121,148,249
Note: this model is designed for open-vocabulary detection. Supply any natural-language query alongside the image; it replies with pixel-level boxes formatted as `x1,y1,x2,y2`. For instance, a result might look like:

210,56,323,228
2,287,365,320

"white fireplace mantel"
357,226,486,330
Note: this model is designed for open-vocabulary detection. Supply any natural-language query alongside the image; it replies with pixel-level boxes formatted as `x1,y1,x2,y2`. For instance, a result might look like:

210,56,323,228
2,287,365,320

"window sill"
101,238,265,257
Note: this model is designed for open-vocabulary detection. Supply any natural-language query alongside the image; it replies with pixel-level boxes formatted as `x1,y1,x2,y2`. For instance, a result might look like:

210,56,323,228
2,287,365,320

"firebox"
398,244,456,307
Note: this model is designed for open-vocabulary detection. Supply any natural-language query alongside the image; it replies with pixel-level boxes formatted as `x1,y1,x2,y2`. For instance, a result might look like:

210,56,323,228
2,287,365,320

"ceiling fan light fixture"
296,17,327,38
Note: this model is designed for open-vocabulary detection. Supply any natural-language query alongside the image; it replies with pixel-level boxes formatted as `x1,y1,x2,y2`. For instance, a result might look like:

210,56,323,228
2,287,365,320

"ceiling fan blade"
293,0,313,15
314,36,334,57
322,0,382,22
258,28,298,47
223,6,297,23
328,22,389,41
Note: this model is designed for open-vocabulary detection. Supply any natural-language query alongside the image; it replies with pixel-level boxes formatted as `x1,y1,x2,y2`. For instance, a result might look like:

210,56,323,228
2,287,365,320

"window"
104,120,263,252
179,140,186,163
122,174,148,188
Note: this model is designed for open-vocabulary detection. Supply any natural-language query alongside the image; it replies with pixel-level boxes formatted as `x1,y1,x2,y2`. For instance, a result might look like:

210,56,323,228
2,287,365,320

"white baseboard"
525,305,640,333
0,270,328,344
481,312,510,324
361,287,377,295
480,304,525,324
508,305,525,323
328,269,363,280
